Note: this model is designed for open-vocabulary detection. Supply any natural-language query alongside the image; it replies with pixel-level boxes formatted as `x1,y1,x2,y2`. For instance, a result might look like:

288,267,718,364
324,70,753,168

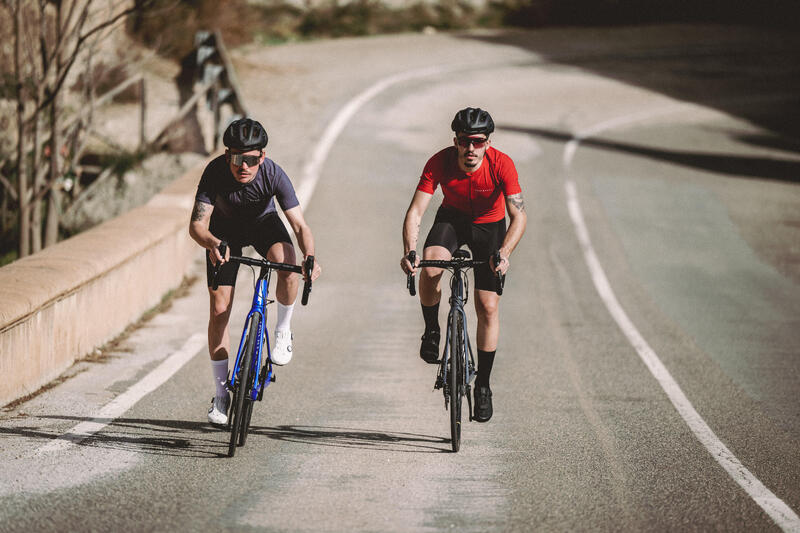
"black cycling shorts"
205,214,293,287
423,207,506,293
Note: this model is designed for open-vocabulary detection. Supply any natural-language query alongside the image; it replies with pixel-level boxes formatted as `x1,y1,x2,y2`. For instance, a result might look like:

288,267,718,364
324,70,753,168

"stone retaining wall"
0,163,204,407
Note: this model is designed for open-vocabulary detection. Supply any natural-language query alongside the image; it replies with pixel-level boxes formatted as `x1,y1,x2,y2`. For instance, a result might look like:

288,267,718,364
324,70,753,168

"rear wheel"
228,317,257,457
449,312,464,452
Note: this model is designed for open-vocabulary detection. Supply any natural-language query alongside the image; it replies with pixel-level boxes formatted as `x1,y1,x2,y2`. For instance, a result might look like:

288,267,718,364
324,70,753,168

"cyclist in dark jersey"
189,117,321,425
401,107,527,422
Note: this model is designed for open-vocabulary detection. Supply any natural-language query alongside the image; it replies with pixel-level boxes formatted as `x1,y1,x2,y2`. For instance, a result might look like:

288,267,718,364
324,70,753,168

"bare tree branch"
35,0,157,115
0,172,19,202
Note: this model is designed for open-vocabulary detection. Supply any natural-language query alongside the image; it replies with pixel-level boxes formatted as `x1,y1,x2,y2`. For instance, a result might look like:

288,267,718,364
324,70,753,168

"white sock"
276,301,295,333
211,359,229,397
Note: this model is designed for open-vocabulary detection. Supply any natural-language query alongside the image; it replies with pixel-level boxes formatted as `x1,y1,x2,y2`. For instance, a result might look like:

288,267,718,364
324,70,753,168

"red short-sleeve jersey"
416,146,521,223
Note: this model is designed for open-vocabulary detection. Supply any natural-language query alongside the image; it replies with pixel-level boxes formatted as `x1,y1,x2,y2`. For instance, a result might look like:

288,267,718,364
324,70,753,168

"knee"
420,268,442,285
277,270,298,286
268,242,296,264
209,296,232,324
476,298,499,322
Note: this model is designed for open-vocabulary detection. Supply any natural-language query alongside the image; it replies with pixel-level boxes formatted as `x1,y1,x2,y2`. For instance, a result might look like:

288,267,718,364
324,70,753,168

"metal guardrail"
152,30,248,152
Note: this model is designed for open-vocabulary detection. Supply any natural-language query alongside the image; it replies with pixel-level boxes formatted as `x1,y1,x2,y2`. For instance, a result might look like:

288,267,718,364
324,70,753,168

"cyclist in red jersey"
401,107,527,422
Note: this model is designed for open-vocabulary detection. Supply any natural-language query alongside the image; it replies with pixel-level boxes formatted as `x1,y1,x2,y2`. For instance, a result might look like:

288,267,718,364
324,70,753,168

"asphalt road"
1,24,799,532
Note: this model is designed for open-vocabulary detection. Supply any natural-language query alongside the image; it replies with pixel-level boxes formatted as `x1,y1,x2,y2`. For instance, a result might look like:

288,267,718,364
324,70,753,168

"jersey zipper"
469,174,474,219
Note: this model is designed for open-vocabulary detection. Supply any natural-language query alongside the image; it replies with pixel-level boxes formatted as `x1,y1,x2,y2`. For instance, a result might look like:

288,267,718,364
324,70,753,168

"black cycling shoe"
473,386,493,422
419,330,440,364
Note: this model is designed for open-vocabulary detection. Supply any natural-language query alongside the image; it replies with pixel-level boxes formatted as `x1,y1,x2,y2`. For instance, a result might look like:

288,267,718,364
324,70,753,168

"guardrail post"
139,77,147,150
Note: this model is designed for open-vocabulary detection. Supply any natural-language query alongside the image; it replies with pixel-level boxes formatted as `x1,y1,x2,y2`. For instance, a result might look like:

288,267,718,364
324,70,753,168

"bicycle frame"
406,249,502,450
439,267,476,409
212,246,313,457
407,251,487,408
229,266,275,402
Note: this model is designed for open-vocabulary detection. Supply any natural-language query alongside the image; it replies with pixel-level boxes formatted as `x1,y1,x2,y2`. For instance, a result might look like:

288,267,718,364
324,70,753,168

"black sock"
476,349,496,388
421,303,440,334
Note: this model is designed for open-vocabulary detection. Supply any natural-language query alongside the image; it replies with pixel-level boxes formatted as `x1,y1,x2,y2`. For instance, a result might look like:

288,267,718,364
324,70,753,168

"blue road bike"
213,243,313,457
406,249,502,452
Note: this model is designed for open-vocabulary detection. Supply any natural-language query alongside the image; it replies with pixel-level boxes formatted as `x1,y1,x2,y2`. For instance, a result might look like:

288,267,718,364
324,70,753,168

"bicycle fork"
435,306,476,418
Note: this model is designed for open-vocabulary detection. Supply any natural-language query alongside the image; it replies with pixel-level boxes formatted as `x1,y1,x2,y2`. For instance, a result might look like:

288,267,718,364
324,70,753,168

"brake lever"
406,251,417,296
211,241,228,291
301,255,314,305
492,251,504,296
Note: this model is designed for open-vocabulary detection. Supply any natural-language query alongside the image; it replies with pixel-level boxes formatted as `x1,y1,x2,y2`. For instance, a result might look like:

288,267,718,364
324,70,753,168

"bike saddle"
453,249,471,260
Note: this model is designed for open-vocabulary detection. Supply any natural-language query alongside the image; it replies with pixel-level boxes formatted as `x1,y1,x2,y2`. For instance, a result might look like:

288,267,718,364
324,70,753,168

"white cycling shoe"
207,394,230,425
271,330,293,365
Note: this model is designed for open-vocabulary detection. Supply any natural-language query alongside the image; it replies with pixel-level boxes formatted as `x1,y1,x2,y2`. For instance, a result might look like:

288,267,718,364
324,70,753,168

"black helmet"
451,107,495,135
223,118,268,150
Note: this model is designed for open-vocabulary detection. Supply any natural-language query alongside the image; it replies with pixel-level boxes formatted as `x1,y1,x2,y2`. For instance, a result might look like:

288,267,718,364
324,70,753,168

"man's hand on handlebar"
491,250,506,296
404,251,419,296
303,255,322,282
491,250,510,276
210,241,229,266
401,250,420,275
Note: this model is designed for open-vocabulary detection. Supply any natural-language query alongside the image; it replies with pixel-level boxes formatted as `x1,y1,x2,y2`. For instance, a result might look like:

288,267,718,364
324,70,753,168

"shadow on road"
461,25,800,148
0,415,229,458
500,124,800,183
248,424,451,453
1,417,451,457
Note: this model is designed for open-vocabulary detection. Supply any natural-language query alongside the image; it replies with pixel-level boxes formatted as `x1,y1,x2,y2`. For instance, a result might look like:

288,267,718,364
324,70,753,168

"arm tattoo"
191,201,210,222
508,193,525,212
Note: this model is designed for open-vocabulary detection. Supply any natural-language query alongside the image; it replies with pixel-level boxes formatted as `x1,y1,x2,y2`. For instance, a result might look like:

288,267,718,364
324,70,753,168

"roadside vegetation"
1,0,793,266
127,0,795,61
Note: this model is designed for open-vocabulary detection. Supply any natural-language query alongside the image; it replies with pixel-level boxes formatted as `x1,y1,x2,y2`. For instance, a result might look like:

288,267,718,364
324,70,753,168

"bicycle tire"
449,311,463,452
238,322,260,446
228,317,256,457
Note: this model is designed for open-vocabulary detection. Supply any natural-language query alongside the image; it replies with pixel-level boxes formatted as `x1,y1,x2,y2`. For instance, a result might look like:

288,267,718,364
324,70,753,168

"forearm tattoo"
191,201,210,222
509,193,525,212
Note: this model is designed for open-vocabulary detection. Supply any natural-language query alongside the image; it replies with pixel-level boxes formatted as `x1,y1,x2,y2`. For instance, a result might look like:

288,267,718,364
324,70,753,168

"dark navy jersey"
195,155,299,223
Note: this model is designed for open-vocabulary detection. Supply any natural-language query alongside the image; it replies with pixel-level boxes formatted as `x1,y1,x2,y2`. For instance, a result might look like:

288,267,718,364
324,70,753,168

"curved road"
2,24,799,532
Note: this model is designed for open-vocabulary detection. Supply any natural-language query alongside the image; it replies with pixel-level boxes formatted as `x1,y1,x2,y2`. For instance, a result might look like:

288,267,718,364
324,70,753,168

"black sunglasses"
456,137,488,149
230,153,261,167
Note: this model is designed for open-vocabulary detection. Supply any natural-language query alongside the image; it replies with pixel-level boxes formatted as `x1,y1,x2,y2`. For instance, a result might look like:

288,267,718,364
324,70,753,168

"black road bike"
406,249,502,452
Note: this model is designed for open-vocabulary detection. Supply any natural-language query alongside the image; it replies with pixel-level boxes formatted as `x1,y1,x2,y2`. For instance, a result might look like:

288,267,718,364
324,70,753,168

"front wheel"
238,316,262,446
238,329,259,446
449,312,464,452
228,317,257,457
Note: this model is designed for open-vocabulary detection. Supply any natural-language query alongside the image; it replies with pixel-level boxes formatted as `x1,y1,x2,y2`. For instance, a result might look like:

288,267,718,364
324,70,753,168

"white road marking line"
295,65,458,206
563,109,800,532
35,333,207,455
